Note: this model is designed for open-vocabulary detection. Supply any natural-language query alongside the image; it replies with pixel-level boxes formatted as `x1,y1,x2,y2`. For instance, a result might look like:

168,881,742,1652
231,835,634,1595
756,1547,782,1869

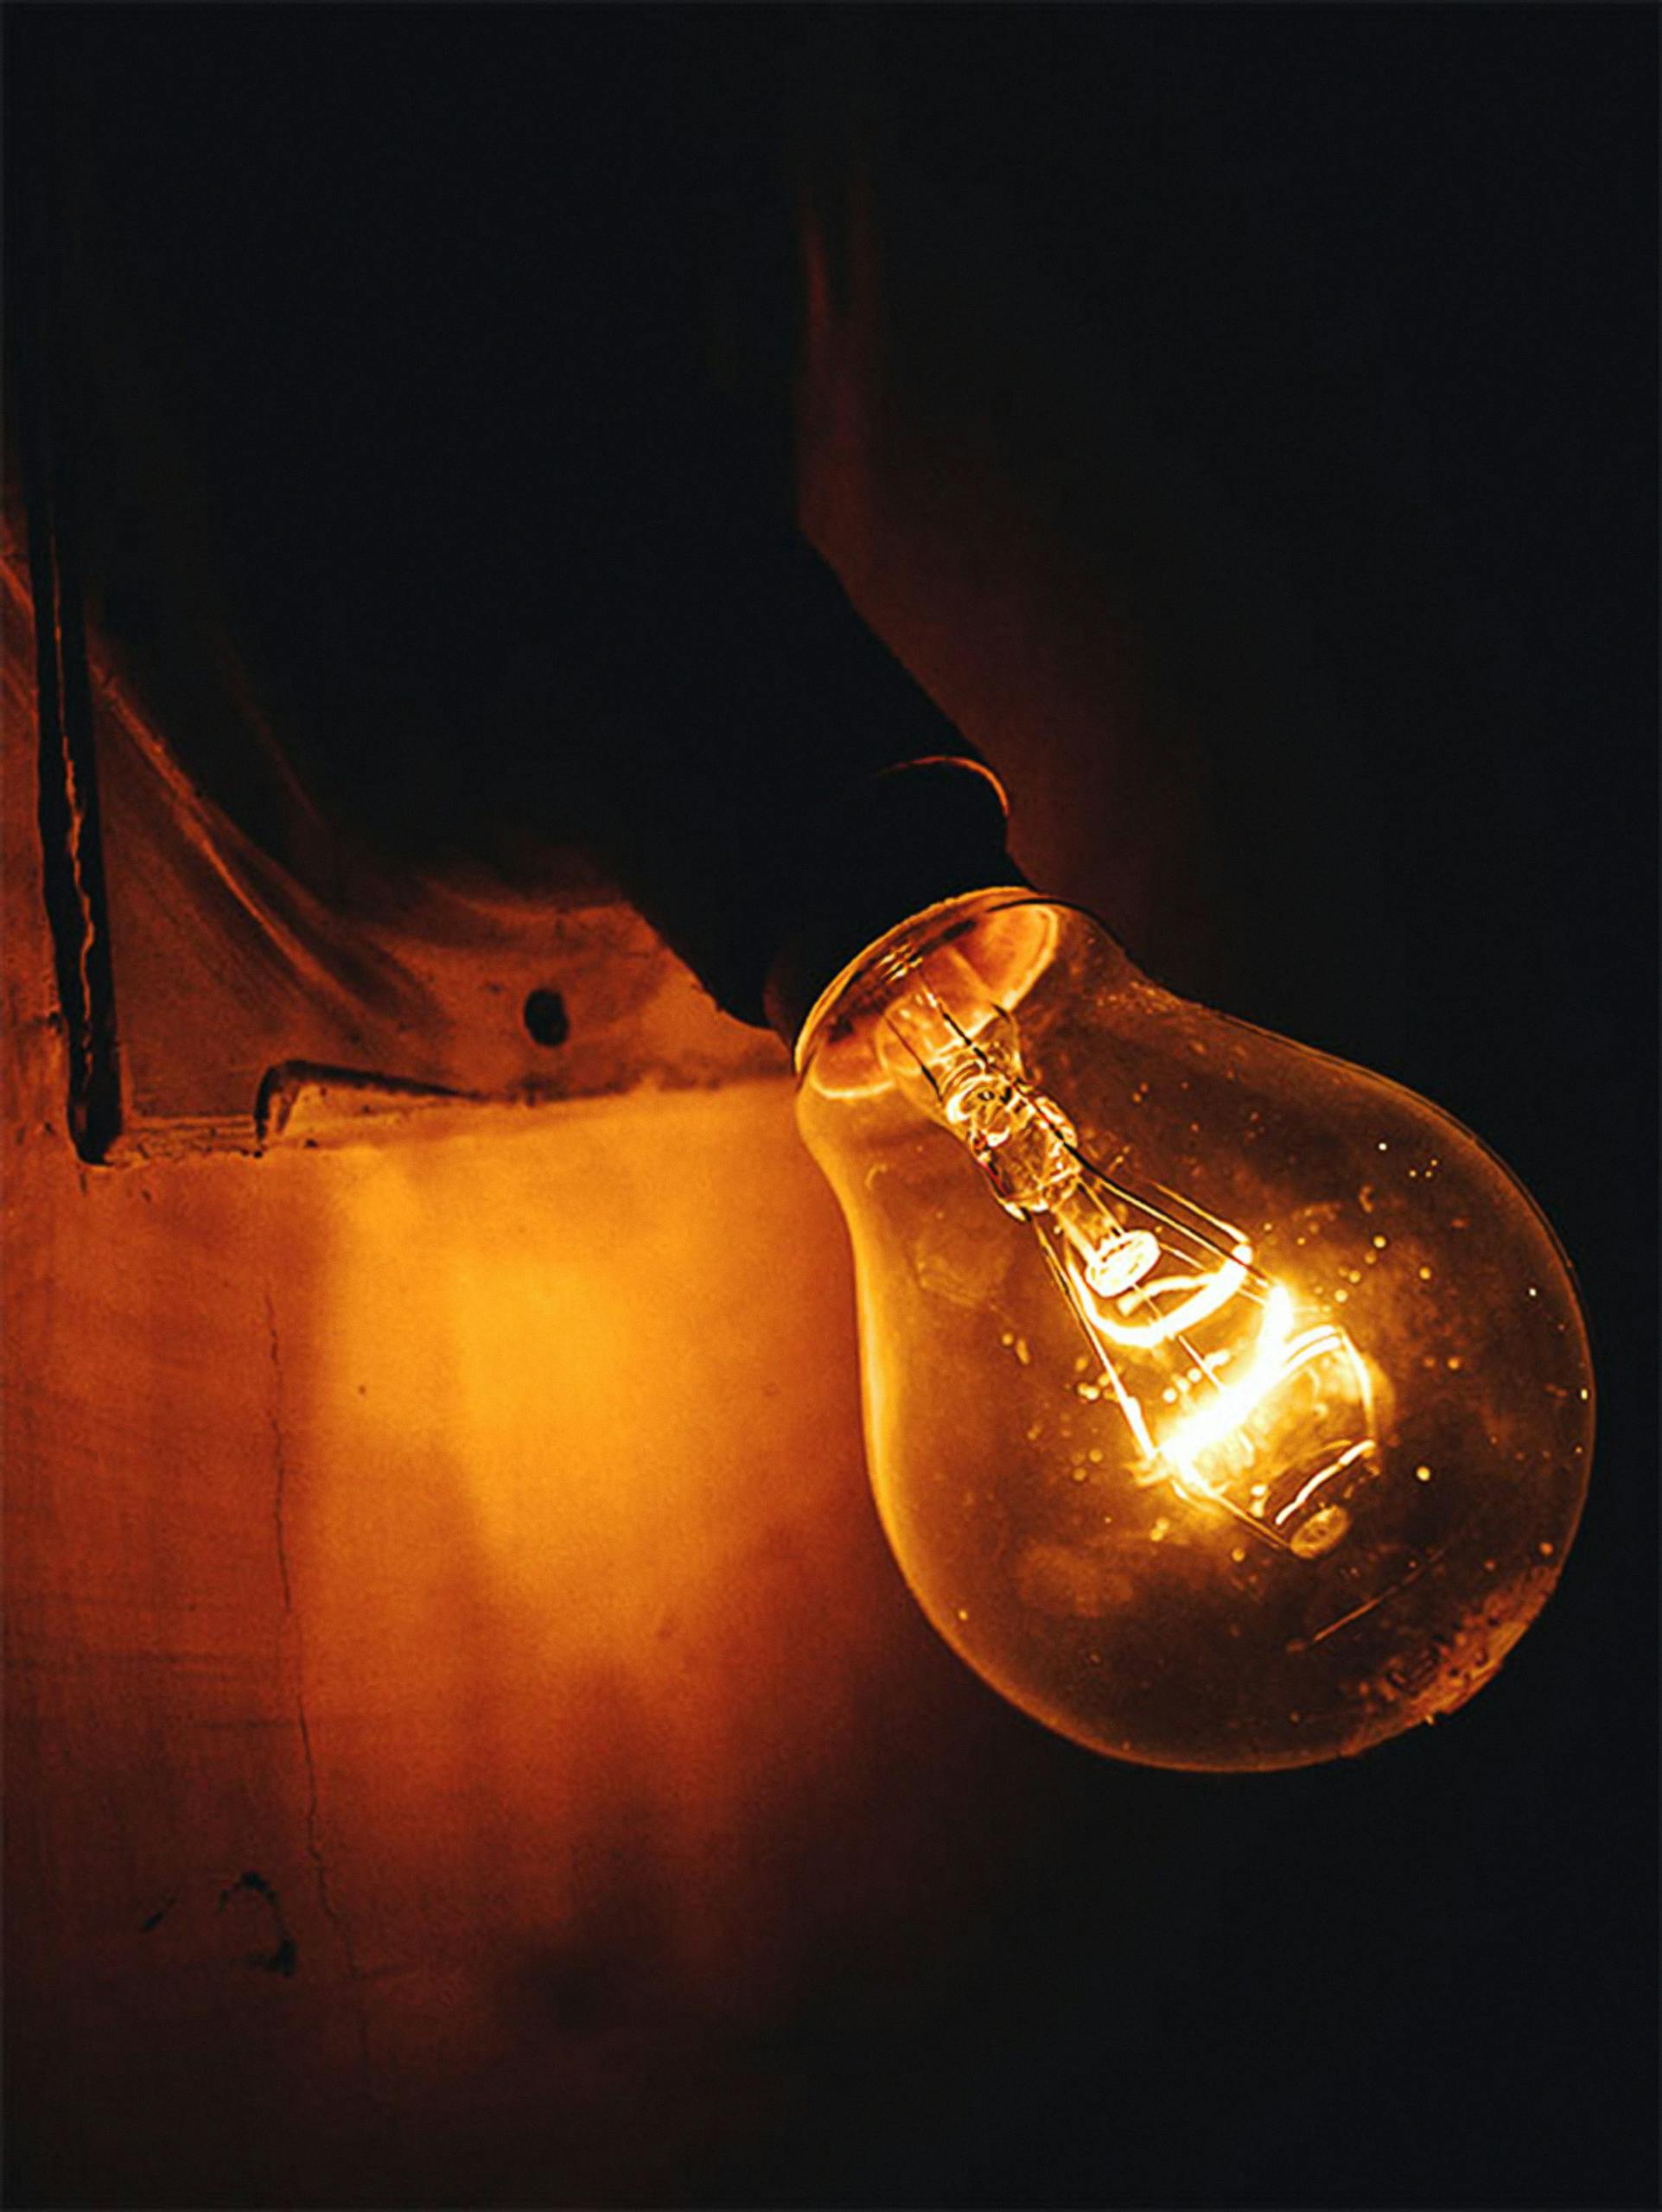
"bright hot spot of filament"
1079,1250,1253,1350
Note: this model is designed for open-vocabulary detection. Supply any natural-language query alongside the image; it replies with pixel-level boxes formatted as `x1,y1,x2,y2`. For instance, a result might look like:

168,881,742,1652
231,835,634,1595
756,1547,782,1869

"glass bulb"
793,890,1594,1770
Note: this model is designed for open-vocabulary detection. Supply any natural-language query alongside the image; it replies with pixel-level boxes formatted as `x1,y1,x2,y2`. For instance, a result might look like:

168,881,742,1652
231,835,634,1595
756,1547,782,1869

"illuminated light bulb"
792,888,1594,1771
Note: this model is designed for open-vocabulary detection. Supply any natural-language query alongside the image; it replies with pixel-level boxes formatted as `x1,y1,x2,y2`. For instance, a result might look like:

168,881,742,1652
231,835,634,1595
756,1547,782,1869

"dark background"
7,6,1657,2208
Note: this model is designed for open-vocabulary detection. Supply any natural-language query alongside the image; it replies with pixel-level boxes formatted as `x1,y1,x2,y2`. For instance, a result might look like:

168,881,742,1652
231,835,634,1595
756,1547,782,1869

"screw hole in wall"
523,988,570,1049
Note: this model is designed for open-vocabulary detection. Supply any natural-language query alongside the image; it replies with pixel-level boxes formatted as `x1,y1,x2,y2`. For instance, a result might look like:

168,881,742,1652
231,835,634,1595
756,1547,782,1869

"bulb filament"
882,975,1379,1557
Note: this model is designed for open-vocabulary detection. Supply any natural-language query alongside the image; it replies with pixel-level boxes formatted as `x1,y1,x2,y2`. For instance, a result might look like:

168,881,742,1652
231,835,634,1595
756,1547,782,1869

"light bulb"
793,888,1594,1771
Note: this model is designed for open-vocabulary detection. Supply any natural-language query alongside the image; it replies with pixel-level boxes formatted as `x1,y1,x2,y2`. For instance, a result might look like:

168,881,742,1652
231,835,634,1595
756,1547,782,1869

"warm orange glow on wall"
5,999,1012,2208
272,1090,890,2020
4,506,1029,2211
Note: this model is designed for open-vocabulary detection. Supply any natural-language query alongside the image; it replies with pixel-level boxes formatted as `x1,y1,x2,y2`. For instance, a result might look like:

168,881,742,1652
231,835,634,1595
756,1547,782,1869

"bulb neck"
570,538,1024,1035
761,759,1028,1049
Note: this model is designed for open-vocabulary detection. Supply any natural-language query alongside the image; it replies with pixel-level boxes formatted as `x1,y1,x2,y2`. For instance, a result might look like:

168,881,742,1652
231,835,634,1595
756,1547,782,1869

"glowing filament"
1078,1253,1252,1350
886,979,1379,1555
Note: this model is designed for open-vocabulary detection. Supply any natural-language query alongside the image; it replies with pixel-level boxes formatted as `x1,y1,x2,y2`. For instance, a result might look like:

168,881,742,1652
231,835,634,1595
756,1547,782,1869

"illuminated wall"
3,692,1029,2205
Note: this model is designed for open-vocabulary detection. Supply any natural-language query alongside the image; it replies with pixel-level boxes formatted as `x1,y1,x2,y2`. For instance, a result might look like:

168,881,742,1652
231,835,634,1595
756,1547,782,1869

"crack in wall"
264,1287,296,1617
21,505,123,1160
263,1285,385,2117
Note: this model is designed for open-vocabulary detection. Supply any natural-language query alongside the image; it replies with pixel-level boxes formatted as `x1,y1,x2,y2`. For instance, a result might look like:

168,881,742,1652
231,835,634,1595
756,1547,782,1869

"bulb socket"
580,537,1023,1039
762,758,1028,1049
